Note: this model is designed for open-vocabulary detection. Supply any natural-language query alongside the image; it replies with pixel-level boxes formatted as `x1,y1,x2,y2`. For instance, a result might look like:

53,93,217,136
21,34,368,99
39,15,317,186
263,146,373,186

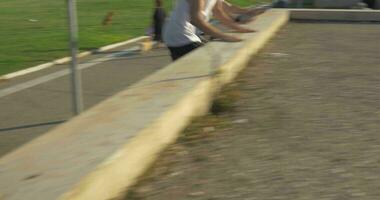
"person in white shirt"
163,0,255,60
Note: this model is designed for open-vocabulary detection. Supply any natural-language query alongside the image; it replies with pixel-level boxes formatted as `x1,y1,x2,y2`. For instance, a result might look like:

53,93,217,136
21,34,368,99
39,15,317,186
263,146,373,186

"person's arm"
212,0,255,33
189,0,241,42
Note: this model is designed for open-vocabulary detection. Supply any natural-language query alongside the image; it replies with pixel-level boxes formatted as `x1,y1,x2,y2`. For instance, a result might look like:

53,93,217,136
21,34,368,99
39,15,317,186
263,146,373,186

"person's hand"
222,35,242,42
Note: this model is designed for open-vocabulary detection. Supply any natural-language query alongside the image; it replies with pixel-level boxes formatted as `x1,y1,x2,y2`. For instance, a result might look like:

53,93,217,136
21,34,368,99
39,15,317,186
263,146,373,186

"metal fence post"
67,0,83,115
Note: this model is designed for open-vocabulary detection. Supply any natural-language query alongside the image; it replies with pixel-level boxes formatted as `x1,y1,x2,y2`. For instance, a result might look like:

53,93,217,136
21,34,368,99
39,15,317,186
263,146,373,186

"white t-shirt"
163,0,218,47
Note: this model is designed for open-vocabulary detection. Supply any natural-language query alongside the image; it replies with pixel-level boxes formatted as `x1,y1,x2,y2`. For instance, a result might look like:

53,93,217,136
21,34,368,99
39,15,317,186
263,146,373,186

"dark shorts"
167,42,204,61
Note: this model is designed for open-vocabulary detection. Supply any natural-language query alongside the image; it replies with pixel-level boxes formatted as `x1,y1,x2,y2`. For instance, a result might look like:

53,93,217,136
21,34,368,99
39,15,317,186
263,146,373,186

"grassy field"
0,0,269,76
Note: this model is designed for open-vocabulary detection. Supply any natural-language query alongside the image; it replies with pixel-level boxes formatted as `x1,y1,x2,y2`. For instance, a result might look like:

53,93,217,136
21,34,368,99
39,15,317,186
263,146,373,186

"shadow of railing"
0,120,66,132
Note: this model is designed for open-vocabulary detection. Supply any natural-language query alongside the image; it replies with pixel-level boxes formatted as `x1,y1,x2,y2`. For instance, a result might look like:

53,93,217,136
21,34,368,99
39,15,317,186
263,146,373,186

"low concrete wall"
290,9,380,21
0,10,289,200
314,0,361,8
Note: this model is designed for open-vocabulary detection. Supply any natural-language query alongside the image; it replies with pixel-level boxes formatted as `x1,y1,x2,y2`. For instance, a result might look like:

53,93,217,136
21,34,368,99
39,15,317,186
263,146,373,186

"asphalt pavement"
0,43,171,157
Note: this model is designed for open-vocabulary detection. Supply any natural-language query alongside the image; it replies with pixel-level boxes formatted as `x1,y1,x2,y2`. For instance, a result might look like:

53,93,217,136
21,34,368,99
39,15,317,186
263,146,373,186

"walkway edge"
0,36,149,81
290,9,380,21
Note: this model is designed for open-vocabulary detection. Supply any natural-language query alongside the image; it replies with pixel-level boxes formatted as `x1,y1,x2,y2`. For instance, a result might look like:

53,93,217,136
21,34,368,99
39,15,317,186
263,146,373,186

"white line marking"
0,36,149,80
1,63,55,80
0,46,140,98
98,36,149,52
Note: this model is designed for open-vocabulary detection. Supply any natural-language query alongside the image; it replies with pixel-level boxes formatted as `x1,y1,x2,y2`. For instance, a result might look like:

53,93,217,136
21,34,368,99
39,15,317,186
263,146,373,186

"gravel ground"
123,22,380,200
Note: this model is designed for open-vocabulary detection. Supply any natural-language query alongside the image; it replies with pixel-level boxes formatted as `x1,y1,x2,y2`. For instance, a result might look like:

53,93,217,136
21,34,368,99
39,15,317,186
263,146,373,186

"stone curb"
63,11,289,200
58,9,378,200
0,36,150,81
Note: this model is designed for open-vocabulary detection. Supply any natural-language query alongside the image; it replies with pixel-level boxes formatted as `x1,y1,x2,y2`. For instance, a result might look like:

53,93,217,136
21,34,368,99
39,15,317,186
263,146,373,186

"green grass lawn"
0,0,269,76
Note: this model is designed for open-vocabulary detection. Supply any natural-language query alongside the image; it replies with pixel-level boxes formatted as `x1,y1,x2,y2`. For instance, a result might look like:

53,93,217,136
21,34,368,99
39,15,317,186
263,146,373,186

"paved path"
0,44,171,157
124,22,380,200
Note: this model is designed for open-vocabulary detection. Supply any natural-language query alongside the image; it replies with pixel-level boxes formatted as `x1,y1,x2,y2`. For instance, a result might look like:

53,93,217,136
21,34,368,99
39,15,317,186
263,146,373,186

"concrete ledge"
0,10,289,200
313,0,361,9
290,9,380,22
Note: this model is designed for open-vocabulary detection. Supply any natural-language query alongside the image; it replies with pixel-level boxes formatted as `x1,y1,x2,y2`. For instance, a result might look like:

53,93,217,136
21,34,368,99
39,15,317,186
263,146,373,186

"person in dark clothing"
153,0,166,43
